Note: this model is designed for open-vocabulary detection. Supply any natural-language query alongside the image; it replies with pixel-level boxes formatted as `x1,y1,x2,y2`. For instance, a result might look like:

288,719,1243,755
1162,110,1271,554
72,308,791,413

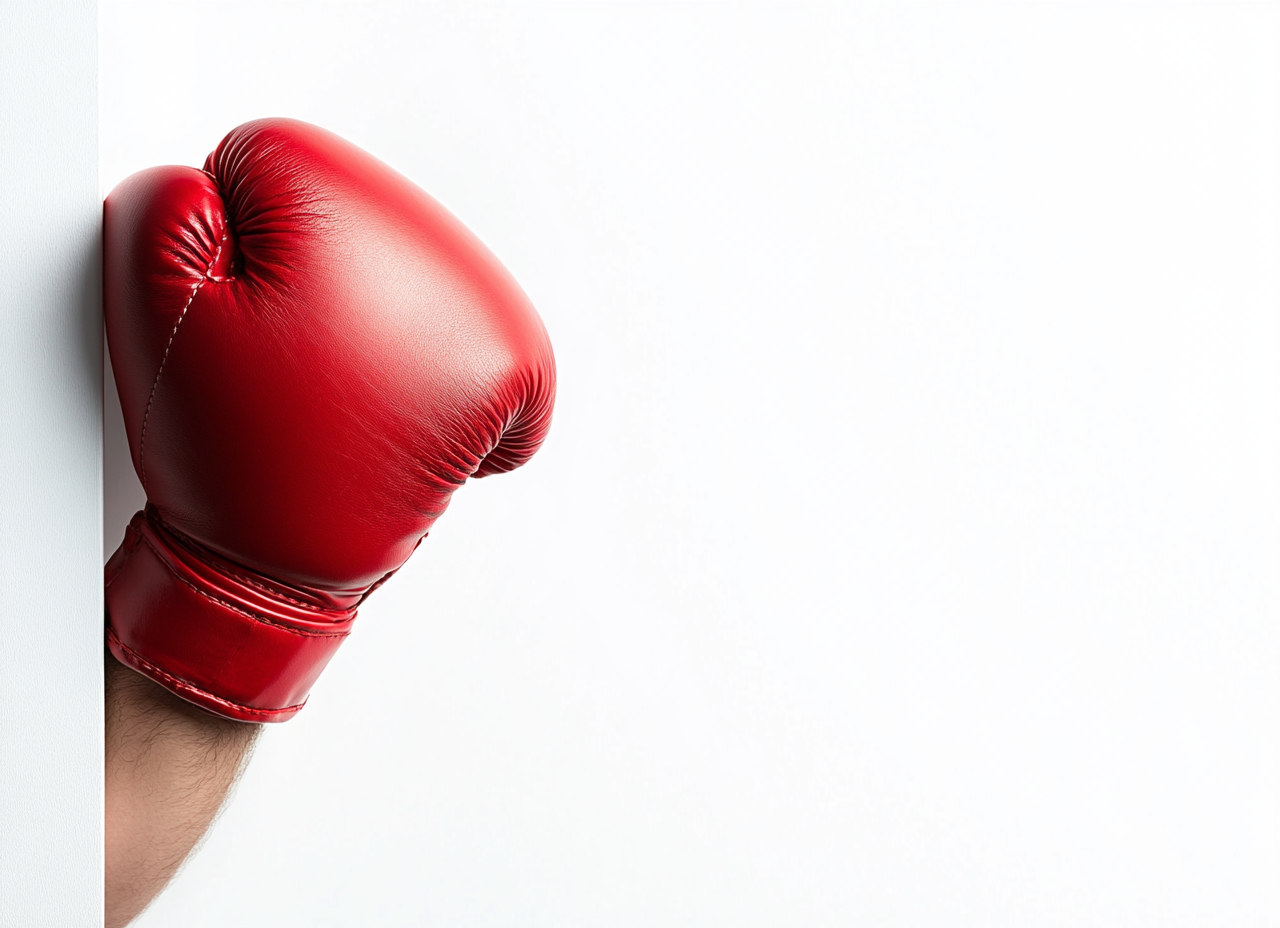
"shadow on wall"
103,342,145,563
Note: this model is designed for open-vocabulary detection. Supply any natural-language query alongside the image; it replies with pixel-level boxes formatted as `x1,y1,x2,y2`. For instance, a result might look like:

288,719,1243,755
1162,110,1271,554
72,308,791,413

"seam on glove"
214,564,343,613
137,531,352,639
138,229,229,490
107,627,305,720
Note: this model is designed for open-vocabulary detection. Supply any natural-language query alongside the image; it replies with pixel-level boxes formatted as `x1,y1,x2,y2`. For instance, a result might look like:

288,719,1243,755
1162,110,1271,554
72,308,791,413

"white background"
102,3,1280,926
0,4,101,925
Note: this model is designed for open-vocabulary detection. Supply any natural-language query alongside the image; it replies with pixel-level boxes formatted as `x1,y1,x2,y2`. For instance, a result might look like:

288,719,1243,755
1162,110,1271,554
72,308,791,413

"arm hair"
105,648,260,928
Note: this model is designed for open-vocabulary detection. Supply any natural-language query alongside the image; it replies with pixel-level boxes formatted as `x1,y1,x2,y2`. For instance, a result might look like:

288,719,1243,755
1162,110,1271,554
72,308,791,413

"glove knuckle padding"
104,118,556,721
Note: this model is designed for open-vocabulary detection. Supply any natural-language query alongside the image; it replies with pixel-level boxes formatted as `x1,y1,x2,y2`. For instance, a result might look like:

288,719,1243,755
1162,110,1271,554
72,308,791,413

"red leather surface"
104,119,555,721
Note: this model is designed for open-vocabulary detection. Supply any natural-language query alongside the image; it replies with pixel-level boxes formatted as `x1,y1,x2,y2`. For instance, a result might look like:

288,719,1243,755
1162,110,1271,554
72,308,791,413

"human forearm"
104,649,259,928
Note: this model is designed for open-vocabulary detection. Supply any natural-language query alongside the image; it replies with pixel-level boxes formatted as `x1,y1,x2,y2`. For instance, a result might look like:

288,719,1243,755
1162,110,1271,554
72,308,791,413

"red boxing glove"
104,119,555,722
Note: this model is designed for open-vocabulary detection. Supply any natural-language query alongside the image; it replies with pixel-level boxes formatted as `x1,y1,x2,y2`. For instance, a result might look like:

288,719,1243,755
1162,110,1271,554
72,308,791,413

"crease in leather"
136,513,357,636
148,506,363,613
138,532,351,639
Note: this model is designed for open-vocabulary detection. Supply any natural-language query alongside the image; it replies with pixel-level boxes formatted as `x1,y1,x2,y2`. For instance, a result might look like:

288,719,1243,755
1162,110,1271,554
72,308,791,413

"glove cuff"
105,509,358,722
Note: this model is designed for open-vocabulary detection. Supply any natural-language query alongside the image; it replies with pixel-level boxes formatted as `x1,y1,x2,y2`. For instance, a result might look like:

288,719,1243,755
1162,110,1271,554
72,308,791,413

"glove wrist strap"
105,509,357,722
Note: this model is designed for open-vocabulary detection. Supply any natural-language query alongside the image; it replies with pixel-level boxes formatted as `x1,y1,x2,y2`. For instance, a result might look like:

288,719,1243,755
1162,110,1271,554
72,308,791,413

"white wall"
0,3,102,925
103,3,1280,925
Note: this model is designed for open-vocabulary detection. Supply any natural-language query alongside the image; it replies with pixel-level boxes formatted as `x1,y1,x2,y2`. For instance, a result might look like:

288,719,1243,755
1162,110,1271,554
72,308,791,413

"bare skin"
104,651,260,928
